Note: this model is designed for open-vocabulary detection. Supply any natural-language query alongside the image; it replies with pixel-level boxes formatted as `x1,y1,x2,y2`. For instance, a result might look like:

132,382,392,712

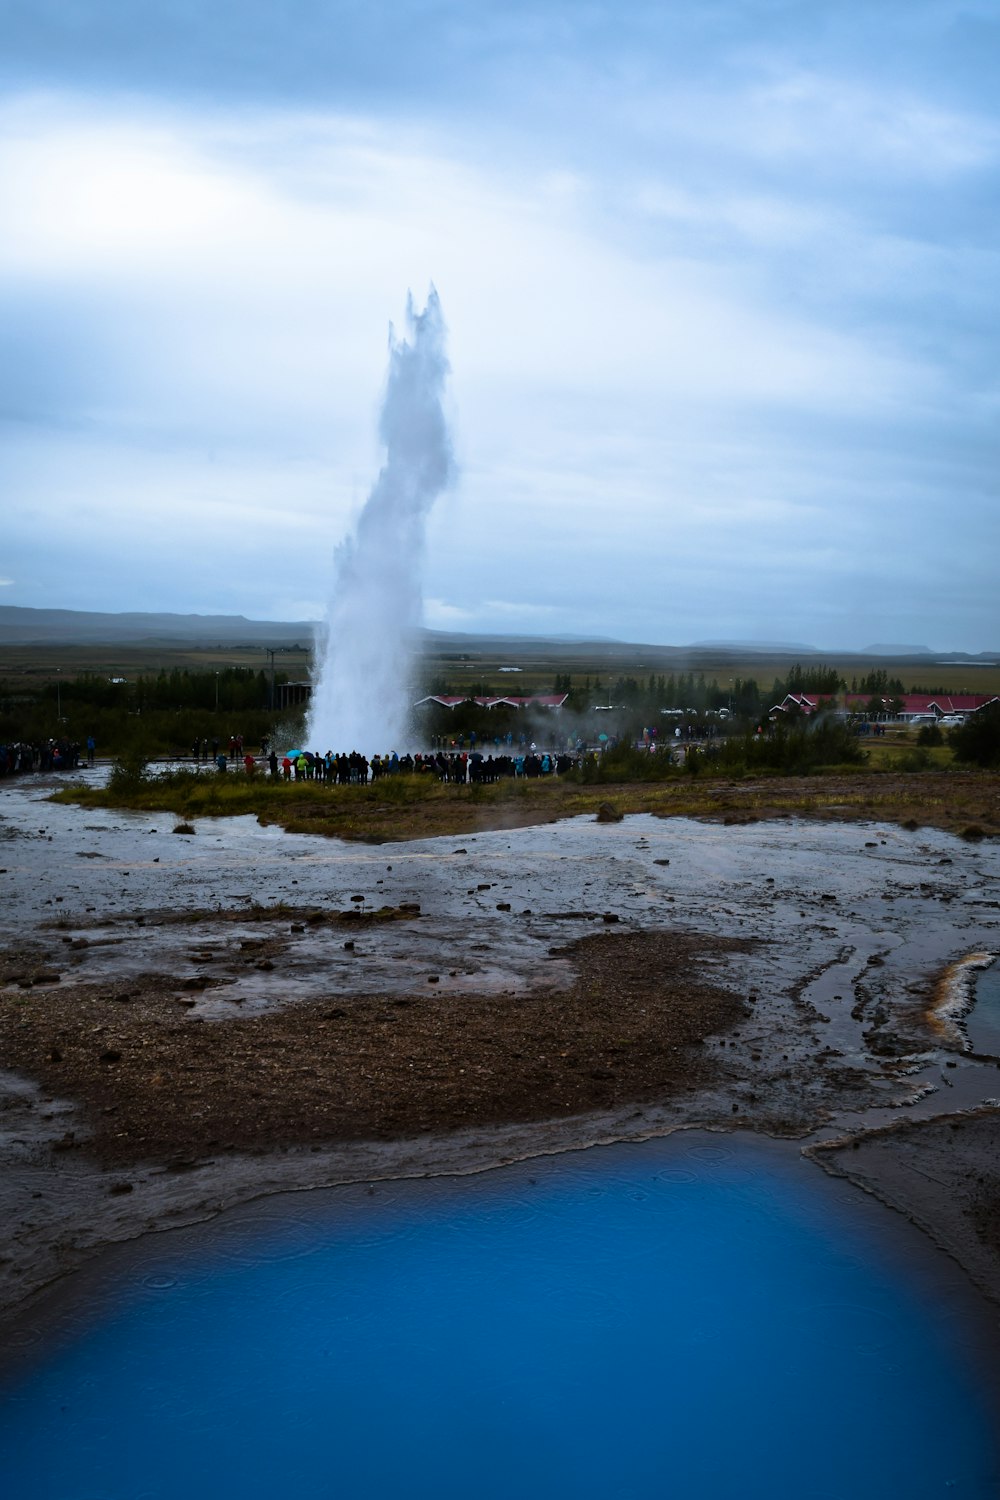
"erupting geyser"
305,289,453,752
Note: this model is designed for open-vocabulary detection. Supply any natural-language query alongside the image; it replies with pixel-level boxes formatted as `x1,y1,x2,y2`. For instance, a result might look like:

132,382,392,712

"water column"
306,289,453,754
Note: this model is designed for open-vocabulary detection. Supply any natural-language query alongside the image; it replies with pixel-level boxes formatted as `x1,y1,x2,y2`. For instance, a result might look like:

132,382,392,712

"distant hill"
0,609,993,662
0,607,318,647
861,643,933,656
690,638,818,653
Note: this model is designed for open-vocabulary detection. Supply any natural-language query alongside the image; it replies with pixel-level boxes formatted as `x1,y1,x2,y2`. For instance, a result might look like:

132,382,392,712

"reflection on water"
1,1135,997,1499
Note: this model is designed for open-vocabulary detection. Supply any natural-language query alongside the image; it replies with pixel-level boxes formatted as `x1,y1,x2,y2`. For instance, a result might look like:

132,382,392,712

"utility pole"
266,649,277,711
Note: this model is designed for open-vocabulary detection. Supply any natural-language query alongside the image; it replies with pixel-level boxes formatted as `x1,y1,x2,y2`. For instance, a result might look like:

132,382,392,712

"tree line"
0,667,298,756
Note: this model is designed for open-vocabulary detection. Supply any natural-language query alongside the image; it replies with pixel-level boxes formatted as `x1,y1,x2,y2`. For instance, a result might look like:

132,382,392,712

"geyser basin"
2,1135,997,1499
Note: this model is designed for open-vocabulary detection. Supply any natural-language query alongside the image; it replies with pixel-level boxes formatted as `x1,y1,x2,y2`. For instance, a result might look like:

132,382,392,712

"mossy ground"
53,766,1000,842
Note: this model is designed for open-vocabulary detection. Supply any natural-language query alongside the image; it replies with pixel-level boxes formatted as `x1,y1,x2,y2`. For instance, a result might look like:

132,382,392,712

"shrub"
108,748,150,792
710,717,865,775
896,748,932,772
573,746,678,784
950,705,1000,768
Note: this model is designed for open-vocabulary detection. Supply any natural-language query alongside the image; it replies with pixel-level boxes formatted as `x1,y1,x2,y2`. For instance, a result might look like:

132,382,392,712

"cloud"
738,70,1000,177
0,4,997,652
0,91,947,426
423,599,474,626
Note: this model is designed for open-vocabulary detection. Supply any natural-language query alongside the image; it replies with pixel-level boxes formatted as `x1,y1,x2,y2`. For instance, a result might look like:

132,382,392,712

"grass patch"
51,764,1000,843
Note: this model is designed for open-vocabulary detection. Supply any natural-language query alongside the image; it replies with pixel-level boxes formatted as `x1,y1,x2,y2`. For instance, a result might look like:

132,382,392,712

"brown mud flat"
0,931,752,1168
58,768,1000,844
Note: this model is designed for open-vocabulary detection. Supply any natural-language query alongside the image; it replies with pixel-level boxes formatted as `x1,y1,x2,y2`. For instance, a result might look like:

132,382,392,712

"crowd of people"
0,739,87,776
0,731,584,782
242,748,579,783
189,735,254,762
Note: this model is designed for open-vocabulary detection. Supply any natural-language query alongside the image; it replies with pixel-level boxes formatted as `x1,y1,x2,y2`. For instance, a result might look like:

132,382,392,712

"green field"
3,627,998,761
3,631,999,697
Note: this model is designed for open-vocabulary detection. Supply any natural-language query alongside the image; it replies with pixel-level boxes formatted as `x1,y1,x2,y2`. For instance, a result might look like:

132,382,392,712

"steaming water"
305,290,453,754
2,1136,997,1499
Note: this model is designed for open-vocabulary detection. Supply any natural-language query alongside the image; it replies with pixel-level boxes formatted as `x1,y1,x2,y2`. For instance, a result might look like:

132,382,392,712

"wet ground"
1,769,999,1326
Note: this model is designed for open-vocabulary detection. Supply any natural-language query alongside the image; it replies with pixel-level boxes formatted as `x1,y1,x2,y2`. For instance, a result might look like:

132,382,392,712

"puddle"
968,961,1000,1058
27,913,576,1014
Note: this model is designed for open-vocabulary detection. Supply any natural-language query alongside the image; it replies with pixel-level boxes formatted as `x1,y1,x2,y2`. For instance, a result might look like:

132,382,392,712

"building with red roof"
414,693,569,711
770,691,998,722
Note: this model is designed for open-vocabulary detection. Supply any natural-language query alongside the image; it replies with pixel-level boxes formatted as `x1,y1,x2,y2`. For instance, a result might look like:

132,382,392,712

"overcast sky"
1,1,997,651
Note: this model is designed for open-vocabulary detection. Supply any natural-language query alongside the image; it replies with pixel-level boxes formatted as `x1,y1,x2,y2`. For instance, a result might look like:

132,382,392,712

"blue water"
1,1136,997,1500
969,964,1000,1057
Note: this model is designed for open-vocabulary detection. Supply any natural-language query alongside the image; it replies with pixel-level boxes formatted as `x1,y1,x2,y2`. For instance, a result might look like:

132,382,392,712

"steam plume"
305,289,453,752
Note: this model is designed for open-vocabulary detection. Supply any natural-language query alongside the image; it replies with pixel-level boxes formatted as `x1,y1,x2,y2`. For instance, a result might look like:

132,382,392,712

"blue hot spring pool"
1,1134,997,1499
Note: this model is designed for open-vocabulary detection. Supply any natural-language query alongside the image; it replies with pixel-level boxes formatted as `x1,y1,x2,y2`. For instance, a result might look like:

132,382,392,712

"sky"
1,1,997,652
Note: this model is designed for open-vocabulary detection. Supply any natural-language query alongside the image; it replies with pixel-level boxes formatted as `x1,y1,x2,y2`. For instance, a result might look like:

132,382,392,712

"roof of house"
414,693,569,710
493,694,568,709
769,692,820,715
844,693,998,715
